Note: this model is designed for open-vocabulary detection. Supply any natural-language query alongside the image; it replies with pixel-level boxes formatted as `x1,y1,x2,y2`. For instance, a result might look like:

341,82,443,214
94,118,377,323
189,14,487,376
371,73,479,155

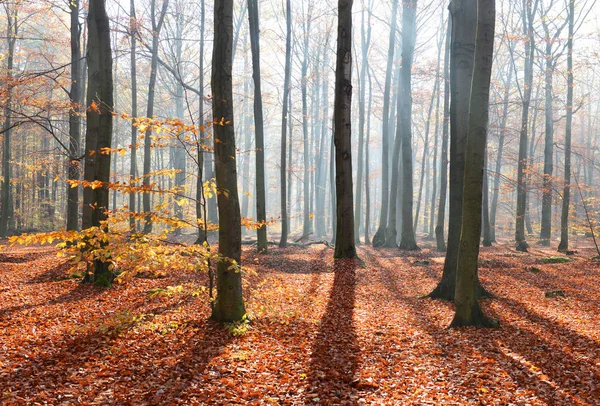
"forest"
1,0,600,403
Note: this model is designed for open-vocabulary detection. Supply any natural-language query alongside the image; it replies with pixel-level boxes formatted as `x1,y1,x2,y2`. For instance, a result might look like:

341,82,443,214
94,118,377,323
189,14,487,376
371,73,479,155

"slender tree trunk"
279,0,292,248
333,0,356,258
67,0,82,231
539,41,555,246
372,0,398,247
128,0,138,231
354,5,372,245
82,0,114,286
435,19,451,252
301,13,312,237
195,0,207,245
490,60,513,242
0,6,17,237
364,64,373,245
558,0,574,252
482,150,492,246
515,0,538,252
397,0,419,250
247,0,268,252
211,0,246,322
451,0,497,328
142,0,168,234
428,21,444,240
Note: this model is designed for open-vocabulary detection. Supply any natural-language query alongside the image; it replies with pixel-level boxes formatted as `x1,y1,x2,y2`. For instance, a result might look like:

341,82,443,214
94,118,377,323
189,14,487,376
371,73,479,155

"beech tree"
451,0,497,328
211,0,246,322
81,0,114,286
333,0,356,259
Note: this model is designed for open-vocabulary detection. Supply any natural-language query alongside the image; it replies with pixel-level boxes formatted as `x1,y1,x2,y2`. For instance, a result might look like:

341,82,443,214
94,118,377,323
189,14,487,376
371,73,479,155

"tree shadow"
305,258,362,403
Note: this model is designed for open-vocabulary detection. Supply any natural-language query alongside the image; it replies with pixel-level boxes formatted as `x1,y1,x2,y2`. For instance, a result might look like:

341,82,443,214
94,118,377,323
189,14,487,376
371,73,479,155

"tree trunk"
211,0,246,322
279,0,292,248
490,58,513,242
397,0,419,251
372,0,398,247
195,0,207,244
142,0,168,234
435,19,451,252
515,0,538,252
301,13,312,237
82,0,114,287
364,64,373,245
0,6,17,238
539,40,555,246
354,4,372,245
247,0,268,252
450,0,497,328
129,0,138,232
482,150,492,246
429,0,476,298
67,0,82,232
558,0,574,253
333,0,356,259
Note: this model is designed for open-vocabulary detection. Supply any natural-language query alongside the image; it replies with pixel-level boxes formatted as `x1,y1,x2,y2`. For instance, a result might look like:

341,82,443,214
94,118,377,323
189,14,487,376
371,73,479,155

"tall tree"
372,0,398,247
451,0,498,328
247,0,268,252
333,0,356,259
301,3,312,237
397,0,419,251
429,0,476,299
196,0,207,244
67,0,82,232
279,0,292,248
129,0,139,232
435,18,451,252
354,0,373,245
82,0,114,287
515,0,539,252
211,0,246,322
142,0,169,234
0,3,17,237
558,0,574,252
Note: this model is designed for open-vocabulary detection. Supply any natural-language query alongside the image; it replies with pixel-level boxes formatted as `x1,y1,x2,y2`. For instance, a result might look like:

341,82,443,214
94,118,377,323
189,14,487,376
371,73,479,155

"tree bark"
558,0,574,253
279,0,292,248
142,0,168,234
451,0,497,328
429,0,476,298
247,0,268,252
333,0,356,258
397,0,419,251
67,0,82,232
82,0,114,286
515,0,538,252
372,0,398,247
211,0,246,322
435,18,451,252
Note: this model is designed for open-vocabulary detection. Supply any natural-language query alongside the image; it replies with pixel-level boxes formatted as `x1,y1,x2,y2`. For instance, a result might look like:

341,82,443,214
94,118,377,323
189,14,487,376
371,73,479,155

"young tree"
211,0,246,322
372,0,398,247
397,0,419,251
0,3,17,238
247,0,268,252
435,19,451,252
129,0,139,232
82,0,114,287
451,0,498,328
333,0,356,259
142,0,169,234
558,0,574,252
279,0,292,248
67,0,82,232
515,0,539,252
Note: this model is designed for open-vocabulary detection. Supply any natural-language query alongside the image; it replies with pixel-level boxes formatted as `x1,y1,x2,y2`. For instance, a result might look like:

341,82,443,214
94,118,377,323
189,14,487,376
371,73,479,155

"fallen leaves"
0,242,599,404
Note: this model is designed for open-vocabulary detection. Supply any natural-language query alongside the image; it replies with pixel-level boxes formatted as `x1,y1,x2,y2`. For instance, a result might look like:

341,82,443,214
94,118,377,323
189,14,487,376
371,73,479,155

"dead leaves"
1,244,600,404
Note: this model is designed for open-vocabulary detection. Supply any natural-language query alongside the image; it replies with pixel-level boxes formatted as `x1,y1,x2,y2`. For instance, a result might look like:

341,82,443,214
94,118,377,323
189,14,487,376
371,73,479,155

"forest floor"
1,239,599,405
